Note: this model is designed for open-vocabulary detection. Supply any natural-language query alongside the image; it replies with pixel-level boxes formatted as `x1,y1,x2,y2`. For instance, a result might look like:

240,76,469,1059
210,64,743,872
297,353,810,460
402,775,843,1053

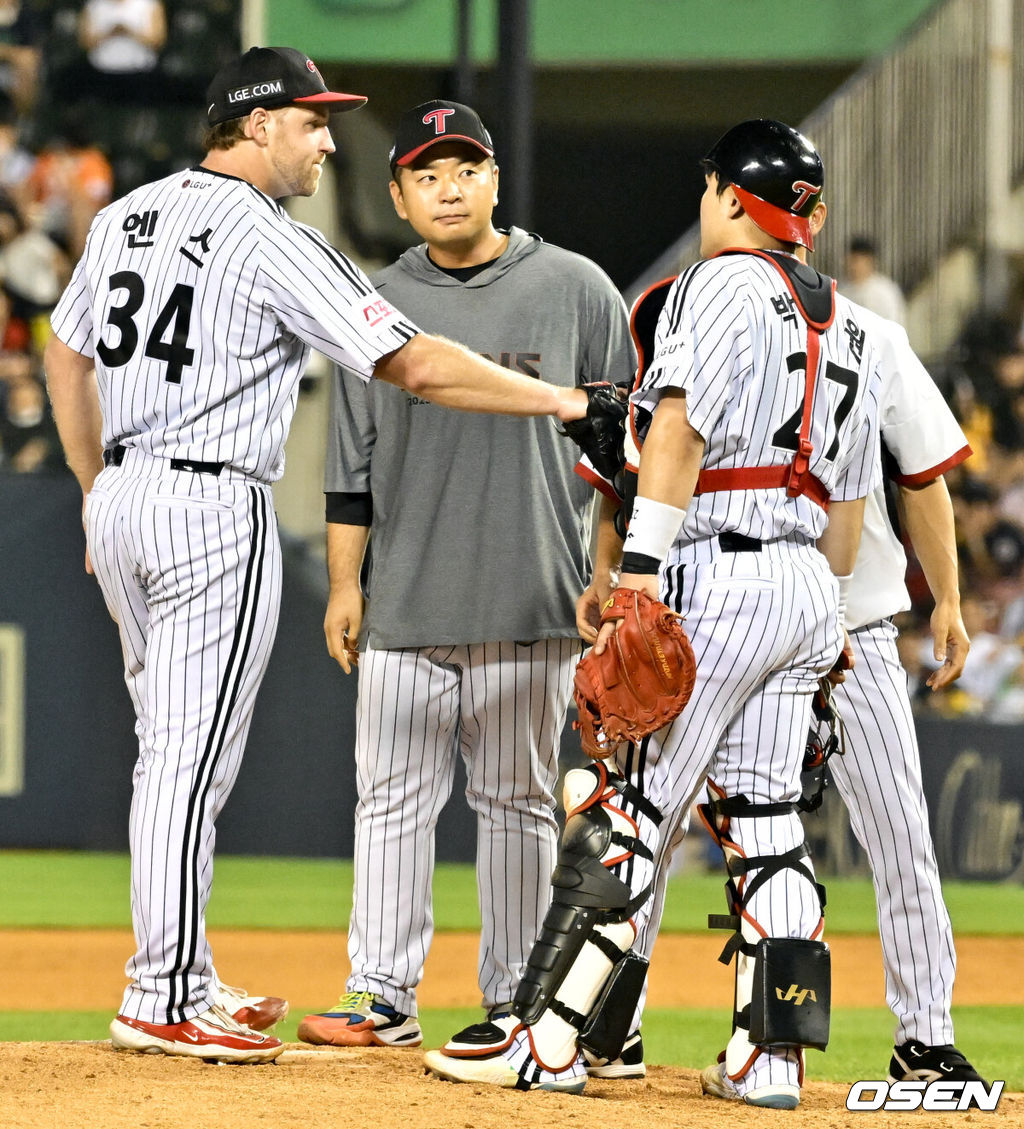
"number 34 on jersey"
97,210,215,386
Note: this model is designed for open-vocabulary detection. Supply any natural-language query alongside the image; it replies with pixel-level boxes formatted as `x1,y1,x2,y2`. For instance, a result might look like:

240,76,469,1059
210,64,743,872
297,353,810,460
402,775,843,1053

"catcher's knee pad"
748,937,830,1050
513,763,661,1064
698,782,829,1079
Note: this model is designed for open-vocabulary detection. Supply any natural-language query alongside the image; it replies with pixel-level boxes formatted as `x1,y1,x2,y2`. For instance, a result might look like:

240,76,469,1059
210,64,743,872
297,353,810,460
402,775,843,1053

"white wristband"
623,495,687,562
835,573,852,627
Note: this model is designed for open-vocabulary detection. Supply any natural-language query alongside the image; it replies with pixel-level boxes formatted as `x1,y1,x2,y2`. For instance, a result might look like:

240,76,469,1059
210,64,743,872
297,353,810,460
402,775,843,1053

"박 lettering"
771,293,798,326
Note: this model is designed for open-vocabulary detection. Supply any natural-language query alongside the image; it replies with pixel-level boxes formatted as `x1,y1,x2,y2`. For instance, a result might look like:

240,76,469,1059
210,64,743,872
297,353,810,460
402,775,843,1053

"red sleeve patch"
362,298,395,327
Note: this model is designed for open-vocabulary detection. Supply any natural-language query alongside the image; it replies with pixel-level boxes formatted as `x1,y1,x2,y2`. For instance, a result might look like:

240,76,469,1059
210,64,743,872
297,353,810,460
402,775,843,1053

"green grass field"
4,850,1022,933
2,851,1021,1088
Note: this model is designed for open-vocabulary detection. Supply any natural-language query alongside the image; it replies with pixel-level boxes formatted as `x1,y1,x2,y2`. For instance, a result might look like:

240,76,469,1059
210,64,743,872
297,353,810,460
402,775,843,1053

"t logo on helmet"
422,108,455,134
791,181,821,212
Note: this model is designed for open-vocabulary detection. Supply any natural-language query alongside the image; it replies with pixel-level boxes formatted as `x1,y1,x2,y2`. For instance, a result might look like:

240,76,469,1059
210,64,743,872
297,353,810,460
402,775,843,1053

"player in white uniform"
296,101,634,1049
829,339,986,1083
621,207,986,1087
423,119,881,1107
43,47,590,1065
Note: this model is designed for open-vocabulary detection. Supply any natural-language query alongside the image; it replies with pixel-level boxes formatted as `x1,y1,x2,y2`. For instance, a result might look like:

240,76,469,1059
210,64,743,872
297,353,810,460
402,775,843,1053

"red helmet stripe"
732,185,814,250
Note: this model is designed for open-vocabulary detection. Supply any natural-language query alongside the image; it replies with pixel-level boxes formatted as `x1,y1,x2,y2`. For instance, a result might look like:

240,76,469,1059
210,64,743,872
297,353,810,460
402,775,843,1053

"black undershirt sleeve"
325,491,373,525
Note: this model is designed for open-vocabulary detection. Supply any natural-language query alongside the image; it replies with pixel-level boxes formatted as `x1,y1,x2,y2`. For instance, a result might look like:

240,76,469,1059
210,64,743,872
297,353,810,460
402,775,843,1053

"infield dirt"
4,929,1023,1010
3,930,1021,1129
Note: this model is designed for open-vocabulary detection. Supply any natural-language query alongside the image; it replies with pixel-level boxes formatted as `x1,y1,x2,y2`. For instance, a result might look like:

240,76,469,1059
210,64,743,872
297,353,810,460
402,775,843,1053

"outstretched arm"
374,334,587,422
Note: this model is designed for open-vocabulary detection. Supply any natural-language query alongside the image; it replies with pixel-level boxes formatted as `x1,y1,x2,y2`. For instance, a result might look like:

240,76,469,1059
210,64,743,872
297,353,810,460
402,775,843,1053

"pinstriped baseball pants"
830,618,956,1046
347,639,580,1014
85,452,281,1024
624,538,842,1095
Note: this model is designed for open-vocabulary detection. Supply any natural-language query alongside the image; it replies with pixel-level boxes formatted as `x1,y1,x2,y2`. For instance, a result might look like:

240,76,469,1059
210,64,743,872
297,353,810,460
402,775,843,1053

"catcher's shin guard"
699,780,830,1084
512,761,661,1068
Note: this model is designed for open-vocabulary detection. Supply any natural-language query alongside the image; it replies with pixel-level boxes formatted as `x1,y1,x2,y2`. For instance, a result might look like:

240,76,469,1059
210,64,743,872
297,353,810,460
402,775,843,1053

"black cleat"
888,1041,987,1085
584,1031,646,1079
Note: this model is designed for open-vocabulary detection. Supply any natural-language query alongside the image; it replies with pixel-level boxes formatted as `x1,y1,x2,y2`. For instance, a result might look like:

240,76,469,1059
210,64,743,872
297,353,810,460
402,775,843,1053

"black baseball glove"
560,381,628,482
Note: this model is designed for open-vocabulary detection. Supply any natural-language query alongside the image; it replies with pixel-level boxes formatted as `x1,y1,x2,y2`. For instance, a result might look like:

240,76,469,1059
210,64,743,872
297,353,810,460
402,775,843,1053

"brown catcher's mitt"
573,587,697,759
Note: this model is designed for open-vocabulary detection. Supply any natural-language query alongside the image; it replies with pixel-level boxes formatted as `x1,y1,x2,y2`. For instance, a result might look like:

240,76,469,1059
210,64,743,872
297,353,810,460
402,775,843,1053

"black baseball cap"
206,46,367,126
389,100,494,171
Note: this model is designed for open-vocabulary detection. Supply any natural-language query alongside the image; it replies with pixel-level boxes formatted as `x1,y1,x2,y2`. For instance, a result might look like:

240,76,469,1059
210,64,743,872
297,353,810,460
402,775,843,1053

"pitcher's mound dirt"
1,1042,1021,1129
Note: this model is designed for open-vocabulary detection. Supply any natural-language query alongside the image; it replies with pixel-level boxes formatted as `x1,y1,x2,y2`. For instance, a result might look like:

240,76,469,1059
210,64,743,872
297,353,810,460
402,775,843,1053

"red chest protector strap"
693,249,837,512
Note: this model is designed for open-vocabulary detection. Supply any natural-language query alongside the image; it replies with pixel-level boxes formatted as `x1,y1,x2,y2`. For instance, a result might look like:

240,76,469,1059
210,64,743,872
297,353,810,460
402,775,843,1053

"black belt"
103,444,224,476
718,531,762,552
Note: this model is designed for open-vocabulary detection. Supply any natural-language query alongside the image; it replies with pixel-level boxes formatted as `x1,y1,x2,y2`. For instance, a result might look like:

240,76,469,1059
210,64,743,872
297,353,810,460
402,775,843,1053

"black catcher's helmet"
702,119,824,250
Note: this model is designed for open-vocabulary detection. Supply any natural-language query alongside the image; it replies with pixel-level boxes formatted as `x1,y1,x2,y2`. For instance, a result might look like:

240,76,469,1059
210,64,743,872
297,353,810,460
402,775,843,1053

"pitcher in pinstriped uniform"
44,51,591,1065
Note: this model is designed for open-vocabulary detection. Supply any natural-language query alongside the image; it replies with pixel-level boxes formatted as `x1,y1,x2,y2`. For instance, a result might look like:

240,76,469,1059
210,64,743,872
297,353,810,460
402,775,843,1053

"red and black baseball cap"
206,46,367,126
389,100,494,172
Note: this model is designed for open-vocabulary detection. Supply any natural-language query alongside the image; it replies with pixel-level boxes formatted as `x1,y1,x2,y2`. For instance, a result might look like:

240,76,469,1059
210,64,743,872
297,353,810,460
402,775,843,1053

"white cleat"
424,1020,587,1093
700,1060,800,1109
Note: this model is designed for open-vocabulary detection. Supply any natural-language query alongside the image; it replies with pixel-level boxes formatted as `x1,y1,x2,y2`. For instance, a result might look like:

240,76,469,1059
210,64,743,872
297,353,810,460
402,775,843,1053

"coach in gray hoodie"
300,100,637,1067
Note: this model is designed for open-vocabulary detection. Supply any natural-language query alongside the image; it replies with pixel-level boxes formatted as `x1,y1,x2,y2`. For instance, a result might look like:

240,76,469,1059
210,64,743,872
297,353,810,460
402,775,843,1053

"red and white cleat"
110,1003,284,1064
214,981,289,1031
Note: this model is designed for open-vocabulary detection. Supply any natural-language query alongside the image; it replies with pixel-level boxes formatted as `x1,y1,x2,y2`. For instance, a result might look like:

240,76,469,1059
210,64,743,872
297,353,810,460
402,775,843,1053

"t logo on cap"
423,107,456,135
390,100,495,171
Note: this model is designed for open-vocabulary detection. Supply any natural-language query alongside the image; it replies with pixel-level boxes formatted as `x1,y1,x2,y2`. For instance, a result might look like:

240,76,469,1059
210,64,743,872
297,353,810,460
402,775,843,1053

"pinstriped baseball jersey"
632,252,882,552
51,166,419,482
608,250,883,1099
48,153,420,1031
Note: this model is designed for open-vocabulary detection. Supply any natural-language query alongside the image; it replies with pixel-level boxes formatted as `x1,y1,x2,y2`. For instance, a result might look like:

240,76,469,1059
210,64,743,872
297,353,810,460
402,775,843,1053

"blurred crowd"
898,308,1024,723
0,0,237,474
839,240,1024,722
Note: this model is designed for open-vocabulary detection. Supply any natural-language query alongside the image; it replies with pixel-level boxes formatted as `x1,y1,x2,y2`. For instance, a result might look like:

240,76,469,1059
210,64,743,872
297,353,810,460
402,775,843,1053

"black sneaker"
438,1003,515,1049
888,1041,987,1085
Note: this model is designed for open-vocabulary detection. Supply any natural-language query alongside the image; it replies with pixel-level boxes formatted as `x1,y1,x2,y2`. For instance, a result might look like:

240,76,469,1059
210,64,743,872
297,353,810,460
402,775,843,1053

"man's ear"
244,107,271,146
809,200,827,239
389,177,408,221
492,163,500,206
722,184,744,220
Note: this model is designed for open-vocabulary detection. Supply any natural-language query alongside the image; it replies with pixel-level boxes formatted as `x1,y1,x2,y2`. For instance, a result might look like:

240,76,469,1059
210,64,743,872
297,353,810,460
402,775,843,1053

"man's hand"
594,571,659,654
576,583,602,644
324,584,364,674
826,628,855,685
555,384,588,424
927,599,970,690
577,567,619,644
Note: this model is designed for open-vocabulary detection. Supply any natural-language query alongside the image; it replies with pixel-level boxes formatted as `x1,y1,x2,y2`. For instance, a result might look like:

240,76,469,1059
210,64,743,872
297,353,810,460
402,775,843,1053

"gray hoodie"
325,227,635,648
